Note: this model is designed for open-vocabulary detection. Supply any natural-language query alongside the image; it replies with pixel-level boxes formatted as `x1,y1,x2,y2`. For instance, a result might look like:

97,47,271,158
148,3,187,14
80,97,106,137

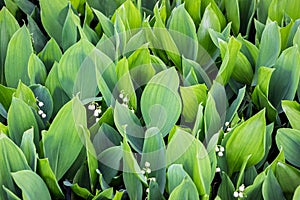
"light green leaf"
7,97,39,146
27,15,47,53
276,128,300,168
28,54,47,85
226,109,266,176
40,0,68,45
282,100,300,130
226,86,246,123
93,8,114,37
38,38,62,72
2,186,21,200
216,37,242,85
293,185,300,200
58,39,94,98
225,0,240,35
0,84,15,112
168,4,198,61
42,97,86,180
5,25,33,87
20,128,37,171
0,134,30,200
256,21,281,69
217,172,235,199
269,46,300,110
141,67,182,137
11,170,51,200
184,0,201,25
168,176,199,200
231,51,253,85
0,7,19,84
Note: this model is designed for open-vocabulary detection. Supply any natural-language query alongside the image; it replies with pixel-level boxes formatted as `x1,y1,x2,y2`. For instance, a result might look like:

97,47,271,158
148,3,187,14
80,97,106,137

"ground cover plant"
0,0,300,199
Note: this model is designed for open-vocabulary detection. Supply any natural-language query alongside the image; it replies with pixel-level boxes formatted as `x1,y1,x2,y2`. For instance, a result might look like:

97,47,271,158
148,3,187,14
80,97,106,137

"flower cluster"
141,161,151,175
216,145,225,157
119,90,134,113
88,102,101,122
233,184,245,198
36,98,46,119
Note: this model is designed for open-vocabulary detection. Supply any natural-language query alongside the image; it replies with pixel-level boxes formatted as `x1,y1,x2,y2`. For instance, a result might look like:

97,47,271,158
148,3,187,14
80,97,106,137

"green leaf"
231,51,253,85
5,25,33,87
226,109,266,176
58,39,94,98
122,136,147,200
276,128,300,168
45,62,70,116
180,84,207,122
216,37,242,85
27,15,47,53
141,68,182,137
282,100,300,130
217,172,235,199
20,128,37,171
93,8,114,37
0,134,30,200
7,97,39,146
0,7,19,84
141,127,166,193
11,170,51,200
262,169,285,200
269,46,300,110
0,84,15,111
114,101,144,153
168,4,198,61
38,38,62,72
226,86,246,123
184,0,201,25
64,181,94,199
293,185,300,200
225,0,240,35
166,128,211,196
275,162,300,199
62,4,81,51
256,0,272,23
40,0,68,45
37,158,65,199
28,54,47,85
168,176,199,200
256,21,281,69
147,180,165,200
198,4,221,56
42,97,86,180
167,164,193,193
2,186,21,200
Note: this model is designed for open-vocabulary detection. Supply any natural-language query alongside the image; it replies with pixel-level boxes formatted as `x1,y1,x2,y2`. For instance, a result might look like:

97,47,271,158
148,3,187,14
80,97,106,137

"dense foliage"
0,0,300,199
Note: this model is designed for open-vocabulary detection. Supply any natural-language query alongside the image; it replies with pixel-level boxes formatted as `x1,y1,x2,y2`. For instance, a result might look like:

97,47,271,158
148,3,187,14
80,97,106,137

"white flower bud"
88,104,96,110
38,101,44,107
146,188,149,193
215,146,220,152
239,184,245,192
238,192,244,198
146,168,151,174
38,110,44,115
225,121,230,127
41,113,47,118
233,191,239,198
218,152,224,157
216,167,221,173
145,161,151,168
220,146,225,152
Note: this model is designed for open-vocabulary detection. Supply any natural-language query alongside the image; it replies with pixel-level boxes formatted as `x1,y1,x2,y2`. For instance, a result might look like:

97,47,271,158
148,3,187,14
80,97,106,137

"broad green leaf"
7,97,39,146
280,21,293,51
141,68,182,137
226,109,266,176
28,54,47,85
40,0,68,45
269,46,300,110
180,84,207,122
114,13,127,57
58,39,94,98
147,180,165,200
38,38,62,72
0,84,15,111
96,34,116,61
62,4,80,51
276,128,300,168
257,0,272,23
116,58,137,109
0,134,30,200
256,22,281,69
5,25,33,87
275,162,300,199
14,81,37,110
11,170,51,200
257,67,275,97
0,7,19,84
239,0,256,36
37,158,65,199
231,52,253,85
83,4,99,45
244,172,265,200
93,188,114,200
111,0,142,30
141,127,166,193
269,0,300,24
294,185,300,200
128,45,155,86
2,186,21,200
64,181,94,199
198,4,221,56
282,100,300,130
168,4,198,61
262,169,285,200
184,0,201,25
166,128,211,196
42,97,86,180
124,30,147,57
168,176,199,200
45,62,69,116
216,37,242,85
114,101,144,153
167,164,188,193
225,0,240,35
201,0,227,29
237,34,259,66
20,128,37,171
122,136,147,200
